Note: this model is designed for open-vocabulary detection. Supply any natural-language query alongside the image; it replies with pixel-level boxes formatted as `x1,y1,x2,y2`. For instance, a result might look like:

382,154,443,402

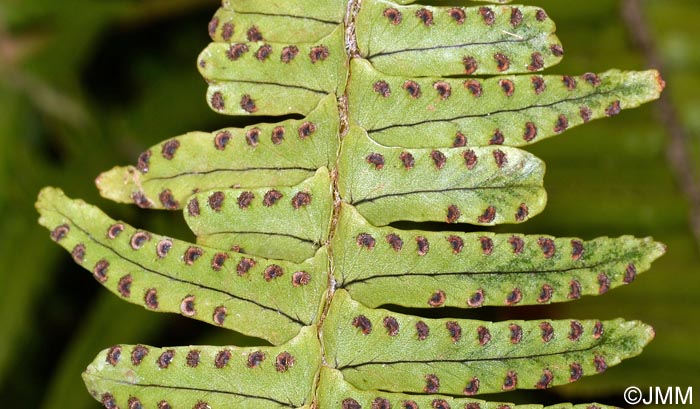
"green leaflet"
185,168,333,263
333,204,666,309
324,290,654,396
36,0,668,407
349,58,664,148
317,367,615,409
209,0,343,44
338,126,546,225
83,326,320,409
199,26,347,116
96,94,339,209
356,1,562,77
36,188,328,345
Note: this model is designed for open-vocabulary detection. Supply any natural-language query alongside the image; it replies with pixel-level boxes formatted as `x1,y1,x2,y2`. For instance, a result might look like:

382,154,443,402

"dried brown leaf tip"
383,7,402,25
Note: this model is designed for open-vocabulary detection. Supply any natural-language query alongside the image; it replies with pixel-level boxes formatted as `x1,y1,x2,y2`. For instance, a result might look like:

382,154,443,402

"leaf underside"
36,0,666,407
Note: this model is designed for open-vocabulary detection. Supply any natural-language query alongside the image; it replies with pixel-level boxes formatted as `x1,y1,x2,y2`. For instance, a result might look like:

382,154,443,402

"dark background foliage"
0,0,698,407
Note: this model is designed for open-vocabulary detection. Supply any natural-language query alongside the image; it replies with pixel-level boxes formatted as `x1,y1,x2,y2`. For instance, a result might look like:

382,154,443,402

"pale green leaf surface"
333,204,665,309
338,126,546,226
324,290,654,396
357,0,562,77
199,26,347,116
36,188,328,345
349,58,664,148
186,168,333,263
82,326,320,409
96,94,339,209
317,367,615,409
209,3,341,44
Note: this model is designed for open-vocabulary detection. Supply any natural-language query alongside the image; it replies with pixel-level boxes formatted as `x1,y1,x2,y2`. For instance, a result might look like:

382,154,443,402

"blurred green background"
0,0,698,407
